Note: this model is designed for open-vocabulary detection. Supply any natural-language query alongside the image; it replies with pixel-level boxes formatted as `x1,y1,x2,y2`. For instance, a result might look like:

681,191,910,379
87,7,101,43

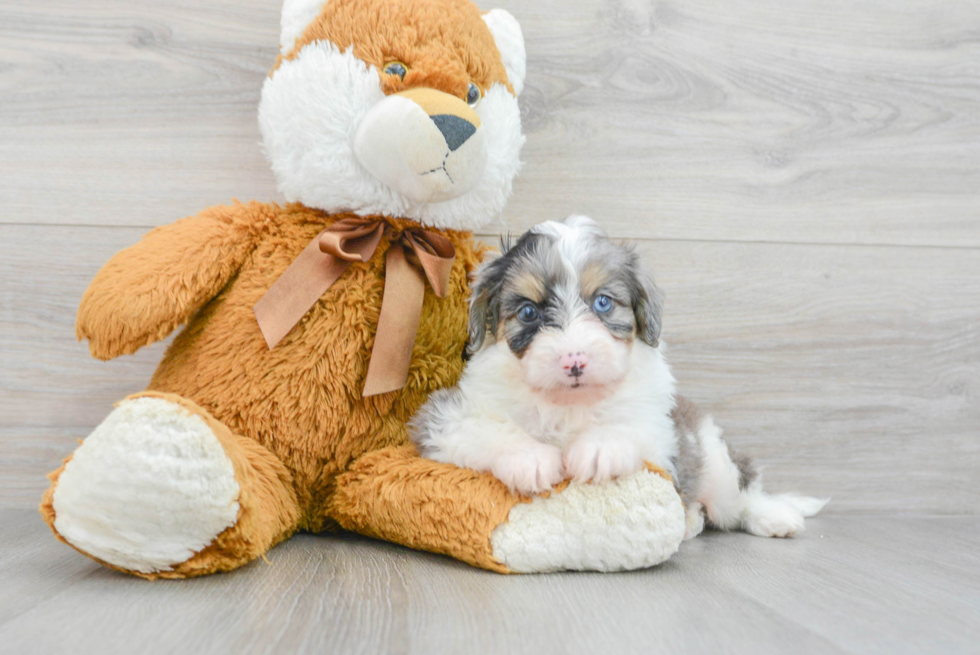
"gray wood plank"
508,0,980,245
0,0,282,228
0,225,171,434
0,509,103,627
3,224,978,513
0,509,976,654
651,238,980,515
0,427,86,510
1,0,979,247
3,1,978,652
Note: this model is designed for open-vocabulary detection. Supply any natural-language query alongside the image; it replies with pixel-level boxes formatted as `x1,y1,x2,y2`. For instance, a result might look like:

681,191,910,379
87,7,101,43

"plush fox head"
259,0,526,231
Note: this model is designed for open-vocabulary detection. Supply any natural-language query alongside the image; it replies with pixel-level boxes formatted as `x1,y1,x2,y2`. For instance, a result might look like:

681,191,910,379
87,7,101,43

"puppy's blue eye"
593,295,613,314
518,304,539,324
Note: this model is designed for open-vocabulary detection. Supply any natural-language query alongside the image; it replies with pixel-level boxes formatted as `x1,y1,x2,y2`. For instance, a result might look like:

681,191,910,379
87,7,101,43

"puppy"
410,216,827,538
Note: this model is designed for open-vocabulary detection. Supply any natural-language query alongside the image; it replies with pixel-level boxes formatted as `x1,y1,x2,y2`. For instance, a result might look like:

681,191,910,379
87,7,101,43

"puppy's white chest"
520,405,599,449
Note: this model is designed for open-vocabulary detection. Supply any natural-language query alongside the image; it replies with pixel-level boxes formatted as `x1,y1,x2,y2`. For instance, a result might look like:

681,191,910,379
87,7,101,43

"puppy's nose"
560,352,589,378
430,115,476,152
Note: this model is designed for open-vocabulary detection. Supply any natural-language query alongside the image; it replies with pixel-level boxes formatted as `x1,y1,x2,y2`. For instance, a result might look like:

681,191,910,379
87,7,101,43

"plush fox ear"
280,0,329,55
482,9,526,96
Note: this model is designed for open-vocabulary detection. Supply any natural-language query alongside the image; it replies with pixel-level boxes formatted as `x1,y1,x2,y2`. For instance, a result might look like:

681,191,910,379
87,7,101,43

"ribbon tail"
254,236,352,349
362,245,426,397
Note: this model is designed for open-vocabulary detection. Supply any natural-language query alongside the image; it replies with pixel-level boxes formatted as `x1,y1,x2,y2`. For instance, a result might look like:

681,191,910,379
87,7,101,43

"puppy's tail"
777,493,830,518
693,412,829,538
739,489,829,538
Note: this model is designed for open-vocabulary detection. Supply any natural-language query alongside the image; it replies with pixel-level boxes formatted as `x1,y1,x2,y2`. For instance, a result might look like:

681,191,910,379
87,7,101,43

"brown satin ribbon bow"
253,218,456,397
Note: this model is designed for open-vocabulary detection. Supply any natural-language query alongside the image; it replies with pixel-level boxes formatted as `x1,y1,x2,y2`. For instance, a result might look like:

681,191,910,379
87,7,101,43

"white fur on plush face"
280,0,329,55
51,397,240,573
259,41,524,231
352,94,488,204
482,9,526,96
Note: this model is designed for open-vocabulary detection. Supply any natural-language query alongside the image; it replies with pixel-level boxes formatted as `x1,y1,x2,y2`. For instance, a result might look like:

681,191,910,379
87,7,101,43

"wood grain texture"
1,0,979,247
2,0,979,651
3,225,978,513
0,508,977,654
0,0,280,228
507,0,980,244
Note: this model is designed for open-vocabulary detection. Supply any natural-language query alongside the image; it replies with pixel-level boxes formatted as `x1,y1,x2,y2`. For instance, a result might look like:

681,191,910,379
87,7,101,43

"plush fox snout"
399,87,482,143
353,87,488,204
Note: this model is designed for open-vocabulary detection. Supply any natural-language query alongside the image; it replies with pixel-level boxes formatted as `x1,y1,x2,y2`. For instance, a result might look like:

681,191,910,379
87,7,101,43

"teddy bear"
39,0,686,578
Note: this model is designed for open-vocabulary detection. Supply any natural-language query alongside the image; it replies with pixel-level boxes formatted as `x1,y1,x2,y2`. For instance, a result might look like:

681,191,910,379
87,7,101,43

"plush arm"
77,202,260,360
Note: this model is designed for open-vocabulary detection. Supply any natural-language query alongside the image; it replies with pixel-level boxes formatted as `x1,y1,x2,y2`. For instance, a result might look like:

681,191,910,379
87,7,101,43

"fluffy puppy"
410,216,827,538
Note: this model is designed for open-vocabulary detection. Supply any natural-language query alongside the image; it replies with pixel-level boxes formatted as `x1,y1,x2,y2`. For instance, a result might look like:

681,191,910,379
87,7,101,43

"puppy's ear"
632,269,664,347
467,253,508,356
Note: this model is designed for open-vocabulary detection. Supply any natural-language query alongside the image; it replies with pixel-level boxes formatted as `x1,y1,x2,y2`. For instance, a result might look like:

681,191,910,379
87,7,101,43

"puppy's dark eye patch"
501,295,551,359
505,321,540,358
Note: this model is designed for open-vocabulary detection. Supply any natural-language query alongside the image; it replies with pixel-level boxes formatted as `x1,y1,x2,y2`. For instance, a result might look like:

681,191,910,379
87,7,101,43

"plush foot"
490,468,686,573
333,448,685,575
48,396,241,574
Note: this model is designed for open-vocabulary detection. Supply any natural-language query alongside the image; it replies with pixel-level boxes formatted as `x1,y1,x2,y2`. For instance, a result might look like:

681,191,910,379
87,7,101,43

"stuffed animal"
39,0,686,578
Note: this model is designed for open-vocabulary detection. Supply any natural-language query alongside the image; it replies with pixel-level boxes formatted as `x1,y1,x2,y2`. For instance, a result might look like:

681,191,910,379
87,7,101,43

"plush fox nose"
394,87,482,153
560,352,589,378
430,115,476,151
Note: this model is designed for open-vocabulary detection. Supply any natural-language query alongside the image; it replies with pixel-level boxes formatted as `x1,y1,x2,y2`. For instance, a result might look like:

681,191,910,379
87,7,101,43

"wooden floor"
2,508,978,655
1,0,978,652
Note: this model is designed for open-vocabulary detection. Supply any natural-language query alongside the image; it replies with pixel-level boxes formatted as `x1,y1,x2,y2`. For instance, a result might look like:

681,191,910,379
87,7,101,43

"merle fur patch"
467,216,665,356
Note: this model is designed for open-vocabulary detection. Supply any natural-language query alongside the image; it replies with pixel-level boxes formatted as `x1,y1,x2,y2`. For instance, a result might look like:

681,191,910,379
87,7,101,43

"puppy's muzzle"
353,87,487,204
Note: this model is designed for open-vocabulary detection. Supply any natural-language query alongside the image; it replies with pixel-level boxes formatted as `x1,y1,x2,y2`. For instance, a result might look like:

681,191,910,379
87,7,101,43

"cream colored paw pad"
52,397,240,573
490,469,686,573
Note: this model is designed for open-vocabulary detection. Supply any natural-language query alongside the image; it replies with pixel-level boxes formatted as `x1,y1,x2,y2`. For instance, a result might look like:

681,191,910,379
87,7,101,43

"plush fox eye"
518,303,539,324
466,83,481,107
384,62,407,79
593,295,613,314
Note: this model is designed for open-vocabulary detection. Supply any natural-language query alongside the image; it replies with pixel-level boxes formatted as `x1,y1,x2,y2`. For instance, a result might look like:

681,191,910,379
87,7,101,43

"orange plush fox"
40,0,685,578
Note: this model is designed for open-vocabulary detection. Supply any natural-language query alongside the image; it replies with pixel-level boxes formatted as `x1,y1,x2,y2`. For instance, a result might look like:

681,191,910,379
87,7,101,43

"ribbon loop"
253,217,457,397
318,219,385,263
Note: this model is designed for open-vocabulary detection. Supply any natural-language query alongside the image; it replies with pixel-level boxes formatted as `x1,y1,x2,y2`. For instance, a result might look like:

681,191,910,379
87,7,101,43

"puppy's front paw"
491,443,564,495
564,437,641,484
